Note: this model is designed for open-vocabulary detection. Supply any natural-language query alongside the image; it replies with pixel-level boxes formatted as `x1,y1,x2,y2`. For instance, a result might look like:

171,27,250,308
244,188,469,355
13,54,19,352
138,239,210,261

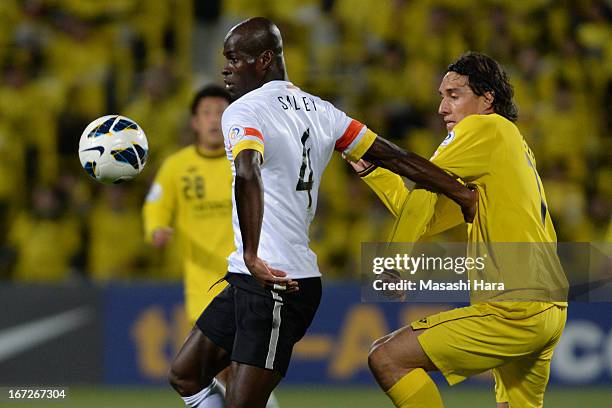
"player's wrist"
457,186,475,207
243,252,258,267
357,163,377,177
453,185,478,223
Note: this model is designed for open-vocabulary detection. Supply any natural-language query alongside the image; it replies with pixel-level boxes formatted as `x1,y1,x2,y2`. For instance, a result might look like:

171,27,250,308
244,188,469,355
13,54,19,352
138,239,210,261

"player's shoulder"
222,98,256,120
296,85,339,113
170,145,196,159
458,114,524,153
456,113,502,131
160,146,196,168
454,113,517,140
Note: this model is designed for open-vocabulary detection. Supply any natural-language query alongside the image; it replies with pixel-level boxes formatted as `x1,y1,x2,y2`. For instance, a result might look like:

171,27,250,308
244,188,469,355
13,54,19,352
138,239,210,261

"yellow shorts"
411,302,567,408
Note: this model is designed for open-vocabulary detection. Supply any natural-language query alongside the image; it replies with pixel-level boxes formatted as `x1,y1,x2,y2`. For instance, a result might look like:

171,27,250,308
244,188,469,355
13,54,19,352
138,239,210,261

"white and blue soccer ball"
78,115,148,184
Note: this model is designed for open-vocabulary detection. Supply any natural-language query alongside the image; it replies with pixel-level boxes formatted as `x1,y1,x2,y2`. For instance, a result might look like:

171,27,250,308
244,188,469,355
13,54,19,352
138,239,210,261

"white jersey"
222,80,375,279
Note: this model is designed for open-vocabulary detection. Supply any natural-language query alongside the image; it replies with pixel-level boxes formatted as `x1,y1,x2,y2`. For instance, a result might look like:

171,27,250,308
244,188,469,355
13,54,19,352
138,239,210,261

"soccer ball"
78,115,148,184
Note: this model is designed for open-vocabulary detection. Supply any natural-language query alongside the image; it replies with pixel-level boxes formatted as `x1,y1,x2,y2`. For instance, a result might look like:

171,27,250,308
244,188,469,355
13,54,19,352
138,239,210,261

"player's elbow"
167,366,183,394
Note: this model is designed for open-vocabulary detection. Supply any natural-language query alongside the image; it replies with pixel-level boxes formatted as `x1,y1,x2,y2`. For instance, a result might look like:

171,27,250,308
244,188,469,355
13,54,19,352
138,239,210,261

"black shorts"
196,272,322,376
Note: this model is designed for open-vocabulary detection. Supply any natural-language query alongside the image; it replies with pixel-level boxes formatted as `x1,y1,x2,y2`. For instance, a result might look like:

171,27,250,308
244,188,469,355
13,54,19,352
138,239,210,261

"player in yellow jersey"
143,85,234,324
353,53,568,408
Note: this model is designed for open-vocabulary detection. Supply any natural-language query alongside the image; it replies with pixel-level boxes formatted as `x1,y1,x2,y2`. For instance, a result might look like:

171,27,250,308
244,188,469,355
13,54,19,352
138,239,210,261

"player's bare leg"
369,326,442,407
225,362,283,408
213,361,280,407
369,326,437,389
215,366,230,385
169,328,230,406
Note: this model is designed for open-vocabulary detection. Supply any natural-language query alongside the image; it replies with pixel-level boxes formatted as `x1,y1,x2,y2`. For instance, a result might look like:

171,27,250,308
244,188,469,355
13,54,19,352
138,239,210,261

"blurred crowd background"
0,0,610,281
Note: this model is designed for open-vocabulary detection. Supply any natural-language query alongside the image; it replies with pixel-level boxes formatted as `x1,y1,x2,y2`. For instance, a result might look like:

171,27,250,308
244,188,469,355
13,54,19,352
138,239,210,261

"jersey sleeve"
388,189,438,242
222,103,265,160
330,105,376,161
430,114,498,180
424,194,464,237
142,158,176,242
362,168,463,237
361,167,409,218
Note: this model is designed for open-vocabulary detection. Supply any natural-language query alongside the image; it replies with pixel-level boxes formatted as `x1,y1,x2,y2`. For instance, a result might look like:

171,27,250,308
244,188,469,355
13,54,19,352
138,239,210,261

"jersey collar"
195,146,226,158
261,80,293,90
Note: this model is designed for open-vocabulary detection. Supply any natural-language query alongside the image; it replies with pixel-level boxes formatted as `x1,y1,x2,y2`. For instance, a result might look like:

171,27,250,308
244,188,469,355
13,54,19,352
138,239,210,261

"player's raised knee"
368,339,391,379
167,365,183,394
371,334,389,350
168,364,198,397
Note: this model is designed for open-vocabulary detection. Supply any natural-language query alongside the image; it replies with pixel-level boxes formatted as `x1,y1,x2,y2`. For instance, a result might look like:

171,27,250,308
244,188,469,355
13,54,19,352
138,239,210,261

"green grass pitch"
21,385,612,407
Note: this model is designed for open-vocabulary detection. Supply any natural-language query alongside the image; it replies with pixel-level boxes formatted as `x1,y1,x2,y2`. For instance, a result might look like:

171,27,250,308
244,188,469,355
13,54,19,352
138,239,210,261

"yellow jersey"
364,114,568,304
88,196,145,280
9,212,80,282
143,145,234,323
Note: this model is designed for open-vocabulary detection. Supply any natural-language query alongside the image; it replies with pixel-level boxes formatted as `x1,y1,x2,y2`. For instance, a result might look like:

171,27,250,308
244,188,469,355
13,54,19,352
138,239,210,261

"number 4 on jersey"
296,128,314,208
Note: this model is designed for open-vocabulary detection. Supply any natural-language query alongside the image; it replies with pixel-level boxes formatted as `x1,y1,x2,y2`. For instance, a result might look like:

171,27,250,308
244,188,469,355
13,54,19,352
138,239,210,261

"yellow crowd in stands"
0,0,610,281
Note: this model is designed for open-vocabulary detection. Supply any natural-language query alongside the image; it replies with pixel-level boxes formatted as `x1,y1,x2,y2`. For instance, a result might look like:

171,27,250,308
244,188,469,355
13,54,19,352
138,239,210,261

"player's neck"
263,69,288,84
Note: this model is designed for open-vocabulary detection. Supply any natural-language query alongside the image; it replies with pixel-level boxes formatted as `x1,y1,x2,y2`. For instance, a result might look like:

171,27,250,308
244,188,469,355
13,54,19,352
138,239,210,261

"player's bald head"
225,17,283,59
222,17,287,99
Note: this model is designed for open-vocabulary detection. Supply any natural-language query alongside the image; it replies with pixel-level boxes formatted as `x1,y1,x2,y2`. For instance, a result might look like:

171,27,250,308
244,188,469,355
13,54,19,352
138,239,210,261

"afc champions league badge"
431,130,455,159
440,130,456,147
228,125,245,149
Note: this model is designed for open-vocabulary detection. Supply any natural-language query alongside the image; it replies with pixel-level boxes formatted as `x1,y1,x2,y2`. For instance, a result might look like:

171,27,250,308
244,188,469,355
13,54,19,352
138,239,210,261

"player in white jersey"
168,17,478,408
222,80,372,279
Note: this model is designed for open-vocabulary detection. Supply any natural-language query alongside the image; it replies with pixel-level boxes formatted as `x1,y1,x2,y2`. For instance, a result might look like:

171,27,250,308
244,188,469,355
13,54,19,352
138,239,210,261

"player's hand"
152,227,174,247
244,256,299,293
380,269,406,301
342,153,374,174
461,184,479,223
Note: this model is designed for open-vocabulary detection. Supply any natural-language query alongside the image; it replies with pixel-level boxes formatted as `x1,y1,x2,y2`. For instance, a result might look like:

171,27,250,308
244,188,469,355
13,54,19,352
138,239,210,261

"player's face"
191,96,229,149
438,72,493,131
222,33,262,100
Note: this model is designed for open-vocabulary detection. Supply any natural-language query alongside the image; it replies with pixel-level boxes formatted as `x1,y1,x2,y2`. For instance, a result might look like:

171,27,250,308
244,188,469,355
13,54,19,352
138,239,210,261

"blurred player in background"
167,17,476,408
143,84,280,408
143,84,233,325
354,52,568,408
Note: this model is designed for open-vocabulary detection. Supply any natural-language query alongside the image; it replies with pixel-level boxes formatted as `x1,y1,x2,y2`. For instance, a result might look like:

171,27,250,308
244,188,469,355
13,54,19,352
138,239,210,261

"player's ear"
483,91,495,112
259,50,274,71
190,115,199,132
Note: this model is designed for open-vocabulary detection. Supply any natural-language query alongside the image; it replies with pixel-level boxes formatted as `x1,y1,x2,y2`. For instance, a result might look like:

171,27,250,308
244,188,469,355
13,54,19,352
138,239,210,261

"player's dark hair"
447,52,518,122
191,85,232,114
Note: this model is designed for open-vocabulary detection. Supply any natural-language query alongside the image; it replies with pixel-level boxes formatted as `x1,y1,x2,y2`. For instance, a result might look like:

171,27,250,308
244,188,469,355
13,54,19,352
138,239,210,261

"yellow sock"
386,368,444,408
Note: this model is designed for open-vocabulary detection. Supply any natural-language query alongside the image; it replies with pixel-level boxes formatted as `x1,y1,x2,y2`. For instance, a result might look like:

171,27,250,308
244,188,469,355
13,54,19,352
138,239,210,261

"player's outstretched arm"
343,155,409,218
234,150,298,292
362,136,478,223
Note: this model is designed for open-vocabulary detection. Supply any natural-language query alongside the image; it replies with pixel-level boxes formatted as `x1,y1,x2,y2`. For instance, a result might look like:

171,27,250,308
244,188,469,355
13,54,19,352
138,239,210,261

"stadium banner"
101,281,612,386
103,283,187,385
0,284,103,384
